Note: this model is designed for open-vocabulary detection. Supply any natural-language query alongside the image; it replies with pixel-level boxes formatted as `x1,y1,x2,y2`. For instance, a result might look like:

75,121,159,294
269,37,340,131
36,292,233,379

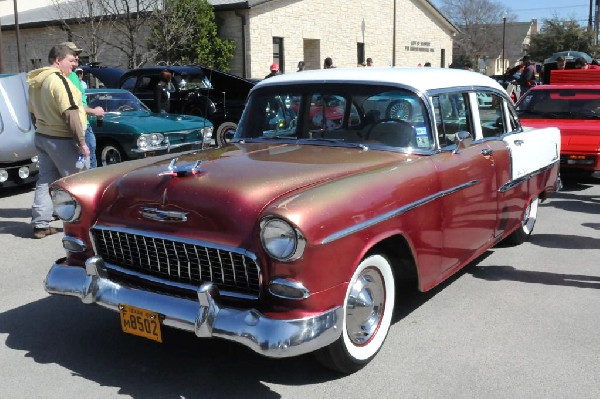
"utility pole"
13,0,23,72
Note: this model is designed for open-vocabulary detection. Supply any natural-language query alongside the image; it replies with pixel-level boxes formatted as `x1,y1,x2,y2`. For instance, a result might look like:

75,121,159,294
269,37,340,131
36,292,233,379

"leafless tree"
51,0,108,63
99,0,159,68
51,0,158,68
438,0,516,59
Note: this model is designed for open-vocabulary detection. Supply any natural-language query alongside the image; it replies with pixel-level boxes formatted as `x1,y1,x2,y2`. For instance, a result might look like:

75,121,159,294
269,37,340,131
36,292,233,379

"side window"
432,93,471,147
120,76,137,91
477,92,505,138
261,94,299,137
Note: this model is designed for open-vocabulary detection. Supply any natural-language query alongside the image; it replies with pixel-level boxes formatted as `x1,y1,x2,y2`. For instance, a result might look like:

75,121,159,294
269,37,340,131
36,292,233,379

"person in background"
463,61,474,71
555,56,566,70
265,63,280,79
153,69,175,113
297,61,305,72
75,67,87,90
366,58,373,67
323,57,335,69
516,55,536,95
574,57,600,69
27,45,89,238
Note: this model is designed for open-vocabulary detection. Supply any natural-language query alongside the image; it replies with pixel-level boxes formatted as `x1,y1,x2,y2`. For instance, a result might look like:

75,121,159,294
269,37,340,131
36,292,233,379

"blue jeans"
85,125,97,168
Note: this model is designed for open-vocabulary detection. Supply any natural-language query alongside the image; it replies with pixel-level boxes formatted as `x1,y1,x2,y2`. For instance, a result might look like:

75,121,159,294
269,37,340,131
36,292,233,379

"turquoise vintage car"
86,89,213,166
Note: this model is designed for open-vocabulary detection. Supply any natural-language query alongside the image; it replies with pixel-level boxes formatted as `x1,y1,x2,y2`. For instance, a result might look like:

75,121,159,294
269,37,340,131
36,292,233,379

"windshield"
87,91,150,113
517,89,600,119
175,74,212,90
236,84,433,150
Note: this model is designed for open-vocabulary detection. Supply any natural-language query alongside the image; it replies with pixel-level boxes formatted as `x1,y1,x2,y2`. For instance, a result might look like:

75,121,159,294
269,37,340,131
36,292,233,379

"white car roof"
255,67,505,94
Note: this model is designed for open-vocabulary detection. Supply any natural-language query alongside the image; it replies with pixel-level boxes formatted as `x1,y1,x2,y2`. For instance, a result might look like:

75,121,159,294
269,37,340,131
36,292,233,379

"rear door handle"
514,139,524,146
481,148,493,156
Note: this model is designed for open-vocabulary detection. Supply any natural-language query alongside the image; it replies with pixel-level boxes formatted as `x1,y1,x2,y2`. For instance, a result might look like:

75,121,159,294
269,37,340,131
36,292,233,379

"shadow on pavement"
468,265,600,289
530,233,600,250
0,296,345,398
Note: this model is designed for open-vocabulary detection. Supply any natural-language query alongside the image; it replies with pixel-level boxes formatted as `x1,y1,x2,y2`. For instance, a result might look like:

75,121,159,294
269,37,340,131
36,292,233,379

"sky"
501,0,590,24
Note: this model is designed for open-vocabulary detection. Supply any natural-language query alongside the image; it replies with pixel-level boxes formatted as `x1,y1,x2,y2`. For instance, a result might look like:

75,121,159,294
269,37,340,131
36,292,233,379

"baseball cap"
270,63,279,72
60,41,83,53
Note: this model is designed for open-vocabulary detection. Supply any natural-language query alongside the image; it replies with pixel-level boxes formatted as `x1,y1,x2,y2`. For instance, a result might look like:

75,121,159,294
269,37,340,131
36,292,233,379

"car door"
503,117,560,182
430,93,499,274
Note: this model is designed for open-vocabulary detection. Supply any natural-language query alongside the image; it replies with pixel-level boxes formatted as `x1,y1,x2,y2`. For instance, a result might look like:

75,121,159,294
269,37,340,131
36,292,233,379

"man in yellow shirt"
27,45,89,238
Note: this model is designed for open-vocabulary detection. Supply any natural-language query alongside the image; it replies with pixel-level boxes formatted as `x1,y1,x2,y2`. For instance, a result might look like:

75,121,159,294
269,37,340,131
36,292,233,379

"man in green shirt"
61,41,104,168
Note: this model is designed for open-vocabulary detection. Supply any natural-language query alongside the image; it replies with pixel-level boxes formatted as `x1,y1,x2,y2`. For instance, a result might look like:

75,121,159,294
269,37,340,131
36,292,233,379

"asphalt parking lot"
0,175,598,398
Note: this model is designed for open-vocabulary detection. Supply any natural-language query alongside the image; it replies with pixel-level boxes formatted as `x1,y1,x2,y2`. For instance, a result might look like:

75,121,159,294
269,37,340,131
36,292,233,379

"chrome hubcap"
346,268,385,345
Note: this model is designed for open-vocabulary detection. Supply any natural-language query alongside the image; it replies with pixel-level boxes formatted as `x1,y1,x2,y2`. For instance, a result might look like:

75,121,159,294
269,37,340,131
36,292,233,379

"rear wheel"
98,141,127,166
316,254,395,374
505,196,539,245
216,121,237,146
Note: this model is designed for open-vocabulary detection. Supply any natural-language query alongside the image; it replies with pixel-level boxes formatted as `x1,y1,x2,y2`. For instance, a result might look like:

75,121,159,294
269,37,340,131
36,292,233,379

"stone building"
0,0,458,79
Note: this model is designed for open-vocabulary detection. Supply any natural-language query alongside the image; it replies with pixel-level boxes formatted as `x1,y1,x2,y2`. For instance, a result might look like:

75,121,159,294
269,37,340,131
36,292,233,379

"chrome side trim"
322,180,479,244
498,161,558,193
44,257,343,358
131,140,204,153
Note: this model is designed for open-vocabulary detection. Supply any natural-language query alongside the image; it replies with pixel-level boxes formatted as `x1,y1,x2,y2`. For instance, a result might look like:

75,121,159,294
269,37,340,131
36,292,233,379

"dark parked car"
80,64,124,88
118,66,255,146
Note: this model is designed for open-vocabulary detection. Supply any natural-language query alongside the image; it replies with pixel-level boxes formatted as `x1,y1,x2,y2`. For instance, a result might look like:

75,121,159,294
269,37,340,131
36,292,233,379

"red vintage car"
44,68,561,374
517,69,600,178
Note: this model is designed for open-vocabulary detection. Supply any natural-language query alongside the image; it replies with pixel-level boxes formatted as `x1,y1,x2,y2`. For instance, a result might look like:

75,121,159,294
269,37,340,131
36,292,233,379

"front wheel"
98,141,127,166
316,254,395,374
505,196,539,245
215,121,237,146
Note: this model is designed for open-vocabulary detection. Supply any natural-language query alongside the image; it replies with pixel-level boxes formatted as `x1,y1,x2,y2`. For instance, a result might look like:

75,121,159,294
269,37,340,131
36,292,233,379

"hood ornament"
158,157,205,177
140,207,188,222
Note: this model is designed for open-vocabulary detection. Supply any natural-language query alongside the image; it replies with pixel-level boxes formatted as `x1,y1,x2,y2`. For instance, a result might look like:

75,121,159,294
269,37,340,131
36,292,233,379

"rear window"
517,89,600,120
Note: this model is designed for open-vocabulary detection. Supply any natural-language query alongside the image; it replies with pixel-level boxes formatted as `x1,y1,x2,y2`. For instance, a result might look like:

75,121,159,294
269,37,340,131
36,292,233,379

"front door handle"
514,139,525,146
481,148,493,156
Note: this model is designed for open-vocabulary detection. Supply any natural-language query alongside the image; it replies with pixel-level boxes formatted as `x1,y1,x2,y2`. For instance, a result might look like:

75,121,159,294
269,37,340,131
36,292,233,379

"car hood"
105,111,210,131
520,119,600,150
91,143,416,247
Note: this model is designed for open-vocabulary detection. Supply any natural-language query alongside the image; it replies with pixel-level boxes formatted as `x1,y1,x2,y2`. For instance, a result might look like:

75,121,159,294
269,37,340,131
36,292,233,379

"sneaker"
33,227,58,239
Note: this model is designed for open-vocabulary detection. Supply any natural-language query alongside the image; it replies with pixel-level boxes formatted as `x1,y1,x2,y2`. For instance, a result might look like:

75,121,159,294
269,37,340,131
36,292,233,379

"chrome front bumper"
44,256,343,358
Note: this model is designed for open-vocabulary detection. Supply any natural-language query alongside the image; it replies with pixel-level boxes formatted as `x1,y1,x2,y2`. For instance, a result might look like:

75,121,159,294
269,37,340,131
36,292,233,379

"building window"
357,43,365,66
30,59,42,69
273,37,284,73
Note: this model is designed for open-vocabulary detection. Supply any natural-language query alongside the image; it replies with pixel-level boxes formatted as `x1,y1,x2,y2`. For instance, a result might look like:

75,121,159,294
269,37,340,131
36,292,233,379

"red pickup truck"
516,69,600,178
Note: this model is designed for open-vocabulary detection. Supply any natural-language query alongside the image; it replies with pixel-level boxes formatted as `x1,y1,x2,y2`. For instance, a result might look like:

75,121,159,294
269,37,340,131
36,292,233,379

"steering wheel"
365,118,410,139
386,100,412,120
116,104,135,112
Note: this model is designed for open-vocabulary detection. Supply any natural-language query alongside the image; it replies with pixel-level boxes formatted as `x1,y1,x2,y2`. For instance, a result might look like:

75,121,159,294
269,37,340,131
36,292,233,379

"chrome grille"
91,227,261,298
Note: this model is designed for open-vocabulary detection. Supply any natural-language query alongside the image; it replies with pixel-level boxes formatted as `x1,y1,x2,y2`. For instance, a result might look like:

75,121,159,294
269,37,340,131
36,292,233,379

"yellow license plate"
119,304,162,343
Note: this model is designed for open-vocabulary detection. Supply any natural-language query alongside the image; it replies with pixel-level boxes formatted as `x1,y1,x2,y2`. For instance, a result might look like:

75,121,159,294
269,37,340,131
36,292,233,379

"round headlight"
202,126,213,139
150,133,164,146
260,218,306,262
18,167,30,179
137,135,148,149
0,169,8,183
51,188,81,222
